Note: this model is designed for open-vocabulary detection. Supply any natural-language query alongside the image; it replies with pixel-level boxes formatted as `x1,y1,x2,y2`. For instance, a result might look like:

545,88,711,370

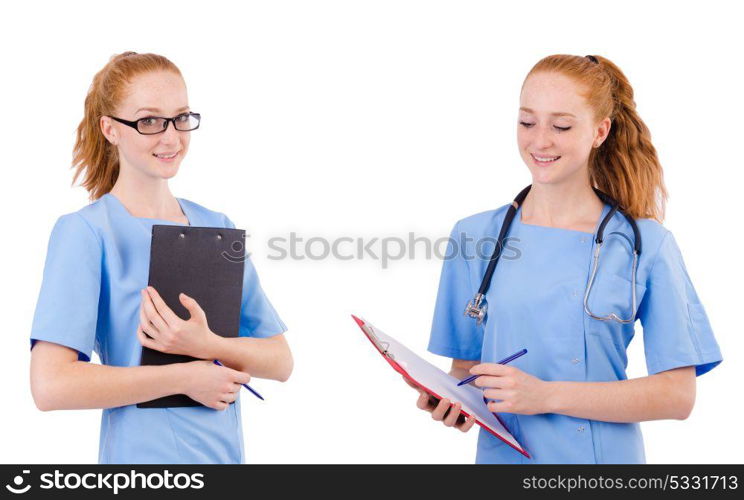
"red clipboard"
352,314,530,459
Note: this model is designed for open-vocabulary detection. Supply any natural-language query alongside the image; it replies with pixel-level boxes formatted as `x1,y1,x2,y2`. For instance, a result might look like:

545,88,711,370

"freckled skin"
100,71,192,182
517,72,610,187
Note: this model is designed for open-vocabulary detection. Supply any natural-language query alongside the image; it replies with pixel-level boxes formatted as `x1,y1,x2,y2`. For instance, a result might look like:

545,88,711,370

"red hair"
523,54,667,221
71,52,183,200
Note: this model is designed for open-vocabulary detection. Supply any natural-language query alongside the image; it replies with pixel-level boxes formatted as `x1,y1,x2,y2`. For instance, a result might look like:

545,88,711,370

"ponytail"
524,54,667,221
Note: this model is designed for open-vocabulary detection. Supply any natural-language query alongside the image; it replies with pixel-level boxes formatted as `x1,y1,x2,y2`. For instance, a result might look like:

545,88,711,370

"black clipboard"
137,224,246,408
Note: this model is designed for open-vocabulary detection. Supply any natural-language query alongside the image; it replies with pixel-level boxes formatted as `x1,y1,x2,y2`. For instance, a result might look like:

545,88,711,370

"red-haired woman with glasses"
29,52,292,464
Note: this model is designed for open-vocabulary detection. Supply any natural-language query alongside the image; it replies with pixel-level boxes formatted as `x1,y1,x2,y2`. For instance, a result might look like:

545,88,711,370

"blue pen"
456,348,528,386
213,359,264,401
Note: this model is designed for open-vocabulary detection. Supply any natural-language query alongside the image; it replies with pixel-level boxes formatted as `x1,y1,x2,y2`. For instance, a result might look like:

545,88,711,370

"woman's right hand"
404,376,477,432
181,360,251,410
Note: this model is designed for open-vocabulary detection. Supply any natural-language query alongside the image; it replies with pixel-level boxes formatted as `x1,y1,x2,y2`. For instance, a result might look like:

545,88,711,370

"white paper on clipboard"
352,315,529,458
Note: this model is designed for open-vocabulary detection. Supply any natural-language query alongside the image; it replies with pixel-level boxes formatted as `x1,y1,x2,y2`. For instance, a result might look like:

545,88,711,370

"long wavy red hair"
523,54,667,221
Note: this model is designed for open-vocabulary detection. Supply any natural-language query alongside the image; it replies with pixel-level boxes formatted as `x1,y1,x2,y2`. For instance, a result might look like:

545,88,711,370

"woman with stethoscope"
29,52,293,463
410,54,722,463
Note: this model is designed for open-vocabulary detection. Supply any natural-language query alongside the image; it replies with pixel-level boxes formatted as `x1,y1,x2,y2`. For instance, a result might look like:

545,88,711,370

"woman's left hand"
470,363,550,415
136,286,218,359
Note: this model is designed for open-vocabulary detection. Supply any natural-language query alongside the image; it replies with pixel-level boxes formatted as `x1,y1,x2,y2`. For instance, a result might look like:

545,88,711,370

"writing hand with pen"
469,360,551,415
461,348,548,415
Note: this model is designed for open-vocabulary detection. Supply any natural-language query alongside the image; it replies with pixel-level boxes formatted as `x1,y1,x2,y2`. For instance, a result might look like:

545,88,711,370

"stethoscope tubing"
465,184,642,325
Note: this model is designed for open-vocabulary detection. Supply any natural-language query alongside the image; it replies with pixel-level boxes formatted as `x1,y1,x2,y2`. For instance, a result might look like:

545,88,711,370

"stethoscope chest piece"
464,292,487,324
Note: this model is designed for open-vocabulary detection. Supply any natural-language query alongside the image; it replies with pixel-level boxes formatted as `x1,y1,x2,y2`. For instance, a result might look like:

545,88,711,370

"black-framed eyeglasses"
107,112,201,135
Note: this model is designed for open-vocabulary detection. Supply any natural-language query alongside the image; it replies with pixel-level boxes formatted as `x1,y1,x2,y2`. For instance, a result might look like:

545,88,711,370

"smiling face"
100,70,191,181
517,71,611,187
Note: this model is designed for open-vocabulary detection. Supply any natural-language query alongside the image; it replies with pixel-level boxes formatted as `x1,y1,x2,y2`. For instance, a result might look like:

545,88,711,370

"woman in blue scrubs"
29,52,293,464
413,54,722,463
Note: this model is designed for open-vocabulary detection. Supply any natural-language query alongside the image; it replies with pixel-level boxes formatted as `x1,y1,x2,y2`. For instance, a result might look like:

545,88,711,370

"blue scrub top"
428,202,722,464
30,193,287,464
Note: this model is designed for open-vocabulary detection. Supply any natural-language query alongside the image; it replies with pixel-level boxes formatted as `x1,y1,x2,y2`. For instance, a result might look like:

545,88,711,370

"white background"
1,0,742,464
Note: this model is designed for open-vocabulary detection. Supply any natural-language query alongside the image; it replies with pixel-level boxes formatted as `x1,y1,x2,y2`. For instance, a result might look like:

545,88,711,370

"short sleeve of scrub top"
637,231,721,376
30,213,101,361
223,215,287,338
30,194,287,464
427,220,484,360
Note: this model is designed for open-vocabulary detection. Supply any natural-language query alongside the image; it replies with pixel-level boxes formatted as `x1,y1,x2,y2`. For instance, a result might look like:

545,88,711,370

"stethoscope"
464,184,642,325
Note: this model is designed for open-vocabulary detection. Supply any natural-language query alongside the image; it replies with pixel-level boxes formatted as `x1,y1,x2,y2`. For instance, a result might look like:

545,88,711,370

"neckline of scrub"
515,202,610,237
104,192,192,226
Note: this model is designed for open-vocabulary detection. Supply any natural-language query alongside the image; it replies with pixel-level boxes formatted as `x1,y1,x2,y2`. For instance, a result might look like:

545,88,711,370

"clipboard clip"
364,324,396,361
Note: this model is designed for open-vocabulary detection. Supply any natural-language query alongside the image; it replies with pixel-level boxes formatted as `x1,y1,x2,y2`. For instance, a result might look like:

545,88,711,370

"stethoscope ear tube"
477,185,532,296
591,187,641,255
583,244,639,323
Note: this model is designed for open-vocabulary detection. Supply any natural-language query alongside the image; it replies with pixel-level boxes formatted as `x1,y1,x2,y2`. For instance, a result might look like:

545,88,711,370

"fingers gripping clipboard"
352,315,530,459
138,225,246,408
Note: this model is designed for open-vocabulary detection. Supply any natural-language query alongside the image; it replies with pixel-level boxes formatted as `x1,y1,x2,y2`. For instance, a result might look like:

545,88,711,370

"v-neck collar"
515,202,611,237
103,192,192,226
